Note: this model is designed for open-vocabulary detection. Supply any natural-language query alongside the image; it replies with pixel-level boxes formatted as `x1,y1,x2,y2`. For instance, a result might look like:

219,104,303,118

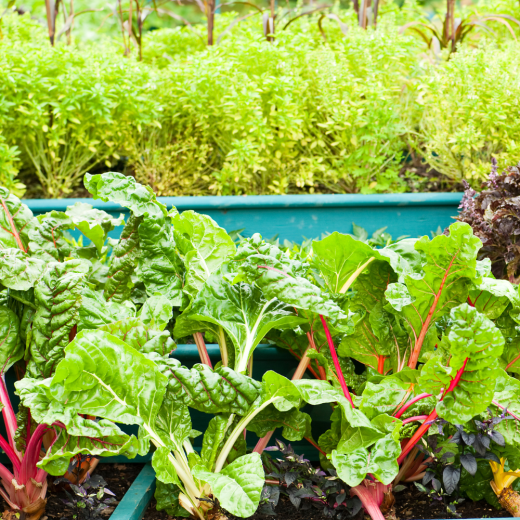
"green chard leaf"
186,273,305,373
78,285,134,331
385,222,482,367
154,356,261,415
492,370,520,448
66,201,124,252
104,214,142,304
0,248,46,291
27,211,73,262
138,213,184,306
27,260,90,378
0,186,33,251
236,234,349,325
172,211,235,301
469,277,520,320
419,303,504,424
99,317,175,357
192,453,264,518
0,304,21,374
339,260,411,372
47,328,169,439
312,232,383,293
84,172,167,218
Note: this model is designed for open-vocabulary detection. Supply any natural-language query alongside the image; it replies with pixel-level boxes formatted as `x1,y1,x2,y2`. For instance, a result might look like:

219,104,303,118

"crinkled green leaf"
138,214,184,305
0,248,46,291
493,370,520,447
78,285,134,331
419,303,504,424
27,260,89,378
139,294,173,331
154,357,261,415
247,407,311,441
469,277,520,320
104,214,141,304
331,433,400,487
85,172,167,218
155,397,192,451
192,453,264,518
173,211,235,301
66,202,124,252
385,223,482,365
27,211,73,262
293,379,345,405
339,260,411,371
187,273,304,373
236,234,348,324
0,186,33,251
201,415,235,471
99,318,174,357
49,329,168,426
0,305,21,374
39,420,139,476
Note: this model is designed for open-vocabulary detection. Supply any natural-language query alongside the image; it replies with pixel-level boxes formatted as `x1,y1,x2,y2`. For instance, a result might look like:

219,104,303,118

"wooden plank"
110,463,156,520
24,193,463,242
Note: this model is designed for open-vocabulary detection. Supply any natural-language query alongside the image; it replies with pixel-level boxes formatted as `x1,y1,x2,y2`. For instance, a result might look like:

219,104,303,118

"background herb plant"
261,440,363,519
55,474,117,520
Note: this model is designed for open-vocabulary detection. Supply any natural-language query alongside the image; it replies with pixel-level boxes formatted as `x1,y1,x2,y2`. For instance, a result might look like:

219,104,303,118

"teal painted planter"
110,463,155,520
24,192,463,242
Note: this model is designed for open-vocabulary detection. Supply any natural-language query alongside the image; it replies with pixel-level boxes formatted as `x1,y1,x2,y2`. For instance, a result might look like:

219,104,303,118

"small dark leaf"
432,478,442,492
443,466,461,495
415,482,429,493
489,430,505,447
285,471,299,486
451,430,462,444
460,453,477,476
423,470,434,485
461,431,475,446
484,452,501,464
441,451,455,461
336,492,346,506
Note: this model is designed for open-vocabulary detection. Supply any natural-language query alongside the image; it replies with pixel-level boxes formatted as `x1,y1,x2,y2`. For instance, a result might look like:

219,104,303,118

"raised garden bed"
24,192,464,242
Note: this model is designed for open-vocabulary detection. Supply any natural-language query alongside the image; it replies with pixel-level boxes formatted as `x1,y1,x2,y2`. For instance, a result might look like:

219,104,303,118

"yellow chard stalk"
490,458,520,517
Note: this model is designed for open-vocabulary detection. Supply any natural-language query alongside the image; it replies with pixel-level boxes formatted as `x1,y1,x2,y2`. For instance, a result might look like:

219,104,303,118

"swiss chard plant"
5,172,520,520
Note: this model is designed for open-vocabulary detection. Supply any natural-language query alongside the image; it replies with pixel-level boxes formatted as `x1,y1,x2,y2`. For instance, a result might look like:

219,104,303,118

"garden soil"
143,483,512,520
44,463,144,519
32,466,512,520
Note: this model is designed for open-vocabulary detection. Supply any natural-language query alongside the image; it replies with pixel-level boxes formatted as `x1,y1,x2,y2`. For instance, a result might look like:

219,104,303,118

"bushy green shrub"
0,26,161,197
0,136,24,197
415,41,520,186
135,19,422,195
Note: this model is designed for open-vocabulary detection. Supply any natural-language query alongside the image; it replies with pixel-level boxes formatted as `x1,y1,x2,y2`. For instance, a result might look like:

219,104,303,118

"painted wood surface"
110,463,156,520
24,193,463,242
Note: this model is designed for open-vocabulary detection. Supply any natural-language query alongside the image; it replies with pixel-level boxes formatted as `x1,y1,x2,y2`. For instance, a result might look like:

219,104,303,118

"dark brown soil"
14,464,506,520
393,483,510,519
147,484,511,520
45,463,144,519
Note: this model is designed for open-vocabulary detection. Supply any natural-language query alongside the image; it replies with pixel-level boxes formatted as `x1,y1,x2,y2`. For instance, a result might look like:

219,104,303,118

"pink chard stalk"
0,374,61,520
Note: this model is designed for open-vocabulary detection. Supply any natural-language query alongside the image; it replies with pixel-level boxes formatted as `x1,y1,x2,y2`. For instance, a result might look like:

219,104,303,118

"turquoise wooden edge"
24,192,464,212
110,463,156,520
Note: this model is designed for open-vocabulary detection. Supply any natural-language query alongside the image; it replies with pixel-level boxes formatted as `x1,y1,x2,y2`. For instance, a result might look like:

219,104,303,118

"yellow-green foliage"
136,18,422,195
416,41,520,185
0,25,160,197
2,4,520,197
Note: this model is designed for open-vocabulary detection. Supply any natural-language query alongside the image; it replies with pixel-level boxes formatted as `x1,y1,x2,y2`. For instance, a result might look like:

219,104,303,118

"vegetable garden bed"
2,174,520,520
